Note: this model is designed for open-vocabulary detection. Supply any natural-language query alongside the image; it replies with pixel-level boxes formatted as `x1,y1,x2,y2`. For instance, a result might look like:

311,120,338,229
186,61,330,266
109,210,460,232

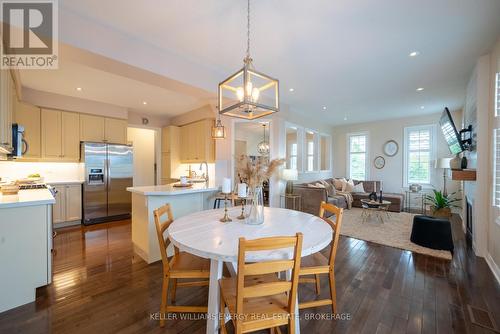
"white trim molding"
485,253,500,284
403,124,437,188
346,131,370,180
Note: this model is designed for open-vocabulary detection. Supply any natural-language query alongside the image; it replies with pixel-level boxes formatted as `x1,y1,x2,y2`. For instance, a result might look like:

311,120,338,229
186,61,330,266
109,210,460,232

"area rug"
340,208,452,260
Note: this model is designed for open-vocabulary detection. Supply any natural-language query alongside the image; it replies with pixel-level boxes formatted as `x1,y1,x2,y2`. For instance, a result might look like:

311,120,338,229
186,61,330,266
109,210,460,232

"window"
306,131,316,171
493,73,500,208
347,133,368,180
495,72,500,117
285,126,299,170
404,125,435,185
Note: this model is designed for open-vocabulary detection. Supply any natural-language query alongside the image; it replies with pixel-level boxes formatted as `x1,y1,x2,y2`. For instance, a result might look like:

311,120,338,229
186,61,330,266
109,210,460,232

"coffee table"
360,199,392,223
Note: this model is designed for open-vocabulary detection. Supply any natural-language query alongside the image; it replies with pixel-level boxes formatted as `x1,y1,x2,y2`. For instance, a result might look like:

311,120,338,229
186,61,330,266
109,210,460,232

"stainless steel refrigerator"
81,142,133,225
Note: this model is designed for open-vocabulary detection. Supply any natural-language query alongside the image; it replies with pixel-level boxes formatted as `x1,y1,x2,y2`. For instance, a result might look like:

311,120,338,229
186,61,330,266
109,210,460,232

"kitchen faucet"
200,161,209,184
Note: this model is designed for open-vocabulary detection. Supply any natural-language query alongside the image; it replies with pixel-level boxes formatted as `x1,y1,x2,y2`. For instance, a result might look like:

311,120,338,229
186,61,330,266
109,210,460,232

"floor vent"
467,304,499,332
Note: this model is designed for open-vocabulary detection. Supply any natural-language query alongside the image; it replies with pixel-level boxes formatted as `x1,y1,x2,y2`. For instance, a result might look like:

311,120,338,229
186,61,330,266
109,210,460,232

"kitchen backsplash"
0,161,84,183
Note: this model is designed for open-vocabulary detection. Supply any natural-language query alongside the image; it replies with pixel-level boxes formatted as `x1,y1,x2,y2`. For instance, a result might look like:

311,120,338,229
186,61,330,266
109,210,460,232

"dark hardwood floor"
0,215,499,334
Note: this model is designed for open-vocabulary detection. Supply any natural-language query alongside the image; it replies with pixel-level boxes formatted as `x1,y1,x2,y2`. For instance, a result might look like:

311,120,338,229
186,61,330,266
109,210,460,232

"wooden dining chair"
298,201,343,313
153,203,210,327
219,233,303,334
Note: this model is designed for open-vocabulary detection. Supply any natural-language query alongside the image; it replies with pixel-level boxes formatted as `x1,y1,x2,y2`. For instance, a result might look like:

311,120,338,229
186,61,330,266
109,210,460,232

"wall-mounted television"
439,107,465,155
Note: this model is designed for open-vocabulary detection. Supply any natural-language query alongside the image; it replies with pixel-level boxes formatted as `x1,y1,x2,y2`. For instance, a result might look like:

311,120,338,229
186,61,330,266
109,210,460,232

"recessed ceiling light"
322,106,327,110
343,116,347,121
420,106,425,109
409,51,420,57
142,101,147,105
416,87,424,91
289,88,294,92
76,87,82,91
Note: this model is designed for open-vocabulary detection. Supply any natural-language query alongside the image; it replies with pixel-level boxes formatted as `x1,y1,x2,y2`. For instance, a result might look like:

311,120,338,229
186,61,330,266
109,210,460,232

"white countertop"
0,189,55,209
127,182,218,196
47,180,84,185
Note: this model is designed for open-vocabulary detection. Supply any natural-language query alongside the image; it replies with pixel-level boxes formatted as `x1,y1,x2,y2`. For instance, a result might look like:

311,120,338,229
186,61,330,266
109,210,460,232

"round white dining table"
167,206,332,334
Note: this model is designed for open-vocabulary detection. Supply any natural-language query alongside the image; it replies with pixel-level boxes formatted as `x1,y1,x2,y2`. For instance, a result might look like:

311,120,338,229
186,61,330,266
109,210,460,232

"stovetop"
18,184,47,190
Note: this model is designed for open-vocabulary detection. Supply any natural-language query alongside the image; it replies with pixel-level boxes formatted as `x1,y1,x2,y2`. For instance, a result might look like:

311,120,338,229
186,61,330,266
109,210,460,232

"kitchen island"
127,183,218,263
0,189,55,313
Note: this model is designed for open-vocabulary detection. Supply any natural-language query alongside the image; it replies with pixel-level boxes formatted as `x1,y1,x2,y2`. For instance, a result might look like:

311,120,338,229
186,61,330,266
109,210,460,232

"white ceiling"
19,60,206,116
26,0,500,124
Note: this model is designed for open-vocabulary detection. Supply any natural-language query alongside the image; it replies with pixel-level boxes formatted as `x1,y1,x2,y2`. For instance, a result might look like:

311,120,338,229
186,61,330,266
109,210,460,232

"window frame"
319,133,332,172
403,124,437,188
304,129,318,173
346,131,369,180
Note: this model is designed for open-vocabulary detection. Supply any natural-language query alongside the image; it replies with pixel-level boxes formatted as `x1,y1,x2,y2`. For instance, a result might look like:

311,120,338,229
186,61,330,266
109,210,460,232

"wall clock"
374,156,385,169
383,140,399,157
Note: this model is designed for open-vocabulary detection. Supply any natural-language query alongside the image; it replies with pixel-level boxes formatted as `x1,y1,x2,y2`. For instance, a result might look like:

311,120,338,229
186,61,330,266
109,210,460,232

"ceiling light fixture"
217,0,279,120
142,101,147,105
76,87,82,91
257,123,270,155
409,51,420,57
420,106,425,109
289,88,294,92
416,87,424,91
322,106,327,110
211,106,226,139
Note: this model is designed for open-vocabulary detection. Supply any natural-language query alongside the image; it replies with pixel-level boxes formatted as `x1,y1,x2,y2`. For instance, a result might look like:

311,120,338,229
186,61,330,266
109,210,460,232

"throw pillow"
352,182,365,193
315,182,325,188
344,179,355,192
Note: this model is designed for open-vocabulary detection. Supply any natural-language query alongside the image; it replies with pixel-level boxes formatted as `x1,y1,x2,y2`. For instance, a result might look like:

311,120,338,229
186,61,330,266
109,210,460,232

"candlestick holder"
219,193,232,223
237,198,246,220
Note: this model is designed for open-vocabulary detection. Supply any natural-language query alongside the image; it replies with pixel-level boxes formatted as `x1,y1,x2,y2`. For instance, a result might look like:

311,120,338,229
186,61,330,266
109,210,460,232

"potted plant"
424,189,461,218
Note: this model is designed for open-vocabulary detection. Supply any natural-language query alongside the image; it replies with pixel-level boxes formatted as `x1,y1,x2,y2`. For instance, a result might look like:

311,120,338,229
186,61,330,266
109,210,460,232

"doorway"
233,121,272,206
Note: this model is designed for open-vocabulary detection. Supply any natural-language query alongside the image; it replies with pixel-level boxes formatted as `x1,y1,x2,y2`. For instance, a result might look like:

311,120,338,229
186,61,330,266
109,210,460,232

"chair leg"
219,294,227,334
171,278,178,303
160,275,170,328
315,274,321,295
289,317,295,334
329,270,337,314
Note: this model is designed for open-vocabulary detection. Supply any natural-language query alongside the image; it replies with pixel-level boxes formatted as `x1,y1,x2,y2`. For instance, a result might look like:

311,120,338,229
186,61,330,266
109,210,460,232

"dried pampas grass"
236,155,285,189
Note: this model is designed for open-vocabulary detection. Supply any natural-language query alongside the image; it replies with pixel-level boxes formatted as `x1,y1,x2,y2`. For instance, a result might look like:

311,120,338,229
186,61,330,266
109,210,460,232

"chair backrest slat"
318,201,344,269
244,260,294,276
243,282,292,298
235,233,303,318
153,204,176,272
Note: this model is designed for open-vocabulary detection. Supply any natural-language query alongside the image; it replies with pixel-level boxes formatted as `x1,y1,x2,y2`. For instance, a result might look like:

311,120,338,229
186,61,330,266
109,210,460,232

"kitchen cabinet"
0,69,14,152
80,114,127,144
179,119,215,163
161,126,180,182
80,114,105,142
104,117,128,144
41,109,80,161
14,101,41,159
50,183,82,227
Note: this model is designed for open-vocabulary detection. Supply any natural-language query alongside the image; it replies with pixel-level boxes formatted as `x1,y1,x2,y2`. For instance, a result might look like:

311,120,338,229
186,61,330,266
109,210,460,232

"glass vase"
246,186,264,225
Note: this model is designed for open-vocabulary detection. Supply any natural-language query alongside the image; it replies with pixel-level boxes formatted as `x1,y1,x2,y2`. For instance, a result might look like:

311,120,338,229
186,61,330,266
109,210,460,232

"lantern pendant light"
217,0,279,120
211,107,226,139
257,123,270,155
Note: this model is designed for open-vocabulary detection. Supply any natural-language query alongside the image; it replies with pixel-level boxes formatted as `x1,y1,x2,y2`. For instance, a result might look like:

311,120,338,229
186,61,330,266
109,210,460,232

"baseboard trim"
485,253,500,285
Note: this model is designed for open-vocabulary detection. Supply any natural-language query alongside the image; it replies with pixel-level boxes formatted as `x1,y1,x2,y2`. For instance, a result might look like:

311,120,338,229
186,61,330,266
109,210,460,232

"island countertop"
127,182,219,196
0,189,55,209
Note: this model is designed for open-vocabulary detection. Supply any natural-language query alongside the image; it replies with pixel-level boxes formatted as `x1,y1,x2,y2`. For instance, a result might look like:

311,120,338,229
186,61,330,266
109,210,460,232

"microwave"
11,123,27,157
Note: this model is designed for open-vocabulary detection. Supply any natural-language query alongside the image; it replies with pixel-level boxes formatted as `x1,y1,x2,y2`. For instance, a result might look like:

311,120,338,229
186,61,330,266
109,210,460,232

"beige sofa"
293,178,404,216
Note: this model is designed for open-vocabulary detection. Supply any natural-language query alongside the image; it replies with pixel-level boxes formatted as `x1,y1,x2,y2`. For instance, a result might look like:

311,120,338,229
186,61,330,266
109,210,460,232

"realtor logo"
1,0,58,69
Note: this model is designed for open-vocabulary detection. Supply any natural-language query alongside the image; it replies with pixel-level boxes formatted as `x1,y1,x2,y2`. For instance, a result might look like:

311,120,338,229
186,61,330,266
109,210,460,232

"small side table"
280,194,302,211
404,190,425,213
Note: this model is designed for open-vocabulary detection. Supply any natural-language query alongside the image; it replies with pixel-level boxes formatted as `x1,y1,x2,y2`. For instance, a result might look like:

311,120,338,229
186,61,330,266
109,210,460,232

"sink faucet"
200,161,209,184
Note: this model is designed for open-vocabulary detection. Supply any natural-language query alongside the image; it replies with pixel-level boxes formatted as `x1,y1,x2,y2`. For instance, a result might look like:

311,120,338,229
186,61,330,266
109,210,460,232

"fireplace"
466,197,473,246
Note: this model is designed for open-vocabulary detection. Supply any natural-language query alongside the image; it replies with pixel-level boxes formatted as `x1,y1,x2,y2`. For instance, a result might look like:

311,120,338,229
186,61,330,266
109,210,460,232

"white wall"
0,161,83,183
332,112,462,196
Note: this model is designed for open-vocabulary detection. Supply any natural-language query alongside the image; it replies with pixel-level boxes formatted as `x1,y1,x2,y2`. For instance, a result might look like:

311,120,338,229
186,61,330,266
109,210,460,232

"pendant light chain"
245,0,252,64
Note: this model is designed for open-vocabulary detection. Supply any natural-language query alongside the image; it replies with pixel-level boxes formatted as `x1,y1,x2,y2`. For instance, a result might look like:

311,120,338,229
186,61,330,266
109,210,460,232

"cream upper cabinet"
80,114,105,142
41,109,80,161
104,118,128,144
14,101,41,158
161,126,180,181
179,119,215,163
61,112,80,160
0,70,15,150
41,109,62,159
